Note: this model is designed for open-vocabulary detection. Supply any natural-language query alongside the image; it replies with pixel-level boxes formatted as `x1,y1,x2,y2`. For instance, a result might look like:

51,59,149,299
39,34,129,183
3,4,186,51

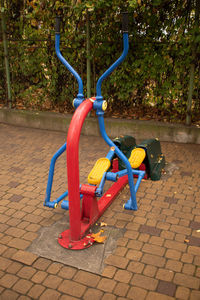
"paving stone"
188,245,200,256
143,265,157,277
190,221,200,230
114,269,132,283
104,254,129,269
46,262,62,274
156,269,174,281
164,197,178,204
188,236,200,247
102,265,116,278
116,237,128,247
97,278,117,292
138,232,150,242
114,282,129,297
160,230,175,240
27,284,46,299
9,195,24,202
165,249,181,260
58,266,77,279
166,259,183,272
6,261,23,274
32,257,51,270
8,238,31,250
31,270,48,283
156,280,176,297
18,296,32,300
182,263,195,275
83,287,103,300
142,243,166,256
190,290,200,300
127,261,145,273
0,256,12,271
114,246,128,256
43,274,63,289
5,227,26,238
0,273,18,288
127,239,143,250
139,225,161,236
181,253,193,264
142,254,166,267
146,291,176,300
40,288,61,300
164,240,187,252
12,278,33,294
173,273,200,289
131,274,158,291
74,270,100,287
127,286,147,300
60,295,79,300
58,279,86,297
0,289,19,300
101,293,117,300
12,250,38,265
126,249,143,261
175,286,190,300
2,247,18,259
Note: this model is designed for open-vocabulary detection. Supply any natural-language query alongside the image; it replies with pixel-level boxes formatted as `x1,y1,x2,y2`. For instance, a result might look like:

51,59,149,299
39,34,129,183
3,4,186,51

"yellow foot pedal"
129,148,146,169
88,158,111,185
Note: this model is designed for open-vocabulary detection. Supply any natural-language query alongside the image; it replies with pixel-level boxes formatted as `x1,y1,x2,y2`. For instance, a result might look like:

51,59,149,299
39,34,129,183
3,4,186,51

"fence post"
1,1,12,108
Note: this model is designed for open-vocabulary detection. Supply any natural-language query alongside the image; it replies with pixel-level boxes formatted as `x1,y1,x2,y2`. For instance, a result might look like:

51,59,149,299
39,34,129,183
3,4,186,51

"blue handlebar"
96,33,129,99
55,34,84,100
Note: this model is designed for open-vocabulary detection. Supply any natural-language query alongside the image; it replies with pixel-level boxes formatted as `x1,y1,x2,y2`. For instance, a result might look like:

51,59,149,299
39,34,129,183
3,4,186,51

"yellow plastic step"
88,158,111,185
129,148,146,169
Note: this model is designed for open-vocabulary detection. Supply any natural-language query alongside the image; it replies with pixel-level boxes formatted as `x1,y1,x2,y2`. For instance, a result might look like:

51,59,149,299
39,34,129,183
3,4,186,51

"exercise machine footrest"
129,148,146,169
88,158,111,185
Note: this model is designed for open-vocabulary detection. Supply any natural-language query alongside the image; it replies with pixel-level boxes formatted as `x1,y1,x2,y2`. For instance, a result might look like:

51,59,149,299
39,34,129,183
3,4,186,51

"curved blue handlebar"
55,34,84,100
96,33,129,99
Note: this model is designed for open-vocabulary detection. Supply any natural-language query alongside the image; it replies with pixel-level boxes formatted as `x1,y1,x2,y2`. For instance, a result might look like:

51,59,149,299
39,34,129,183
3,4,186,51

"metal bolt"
68,244,73,249
58,234,62,239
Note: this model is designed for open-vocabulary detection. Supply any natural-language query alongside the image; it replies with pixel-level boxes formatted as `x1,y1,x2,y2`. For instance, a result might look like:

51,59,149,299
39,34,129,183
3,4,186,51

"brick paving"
0,122,200,299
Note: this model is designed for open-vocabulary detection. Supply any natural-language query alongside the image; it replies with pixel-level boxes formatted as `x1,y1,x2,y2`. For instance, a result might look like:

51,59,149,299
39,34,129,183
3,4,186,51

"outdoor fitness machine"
44,13,165,250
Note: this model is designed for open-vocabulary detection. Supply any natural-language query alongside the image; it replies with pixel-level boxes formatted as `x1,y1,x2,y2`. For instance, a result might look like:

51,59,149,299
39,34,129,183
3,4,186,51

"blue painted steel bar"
61,199,69,210
116,169,143,178
124,171,145,210
106,172,118,182
55,34,84,100
45,191,68,209
98,115,137,210
96,33,129,98
44,143,66,208
106,149,115,161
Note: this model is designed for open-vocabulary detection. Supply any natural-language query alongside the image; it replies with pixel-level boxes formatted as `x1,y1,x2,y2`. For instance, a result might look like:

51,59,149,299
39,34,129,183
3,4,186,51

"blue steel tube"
98,115,137,210
96,33,129,99
55,34,84,100
44,143,66,207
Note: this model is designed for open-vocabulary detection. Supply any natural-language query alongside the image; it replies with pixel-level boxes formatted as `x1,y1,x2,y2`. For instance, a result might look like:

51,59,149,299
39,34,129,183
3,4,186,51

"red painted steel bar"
66,99,93,241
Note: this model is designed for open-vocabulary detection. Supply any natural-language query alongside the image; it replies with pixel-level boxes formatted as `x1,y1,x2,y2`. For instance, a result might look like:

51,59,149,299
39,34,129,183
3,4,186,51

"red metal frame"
58,98,130,250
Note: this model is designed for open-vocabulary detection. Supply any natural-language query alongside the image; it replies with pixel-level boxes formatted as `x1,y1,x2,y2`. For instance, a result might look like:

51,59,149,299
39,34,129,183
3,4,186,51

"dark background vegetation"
0,0,200,125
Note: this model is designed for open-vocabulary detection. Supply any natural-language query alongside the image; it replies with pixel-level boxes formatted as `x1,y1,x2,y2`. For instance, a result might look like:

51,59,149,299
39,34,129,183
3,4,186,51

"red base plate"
58,230,94,250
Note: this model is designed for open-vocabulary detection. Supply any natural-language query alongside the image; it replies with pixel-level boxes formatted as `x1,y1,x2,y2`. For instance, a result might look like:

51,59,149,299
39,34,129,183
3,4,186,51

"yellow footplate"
129,148,146,169
88,158,111,185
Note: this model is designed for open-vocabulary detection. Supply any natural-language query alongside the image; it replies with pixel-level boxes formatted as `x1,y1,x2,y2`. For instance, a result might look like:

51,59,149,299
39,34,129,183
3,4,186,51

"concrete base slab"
28,217,125,274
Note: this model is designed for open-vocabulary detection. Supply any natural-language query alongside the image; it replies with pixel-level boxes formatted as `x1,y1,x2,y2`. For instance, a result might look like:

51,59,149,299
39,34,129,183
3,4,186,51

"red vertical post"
66,99,93,241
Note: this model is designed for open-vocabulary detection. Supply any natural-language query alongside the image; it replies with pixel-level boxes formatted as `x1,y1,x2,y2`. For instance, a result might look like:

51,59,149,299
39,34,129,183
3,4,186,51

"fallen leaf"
196,229,200,232
100,222,107,227
91,231,107,243
184,239,189,243
93,235,107,243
